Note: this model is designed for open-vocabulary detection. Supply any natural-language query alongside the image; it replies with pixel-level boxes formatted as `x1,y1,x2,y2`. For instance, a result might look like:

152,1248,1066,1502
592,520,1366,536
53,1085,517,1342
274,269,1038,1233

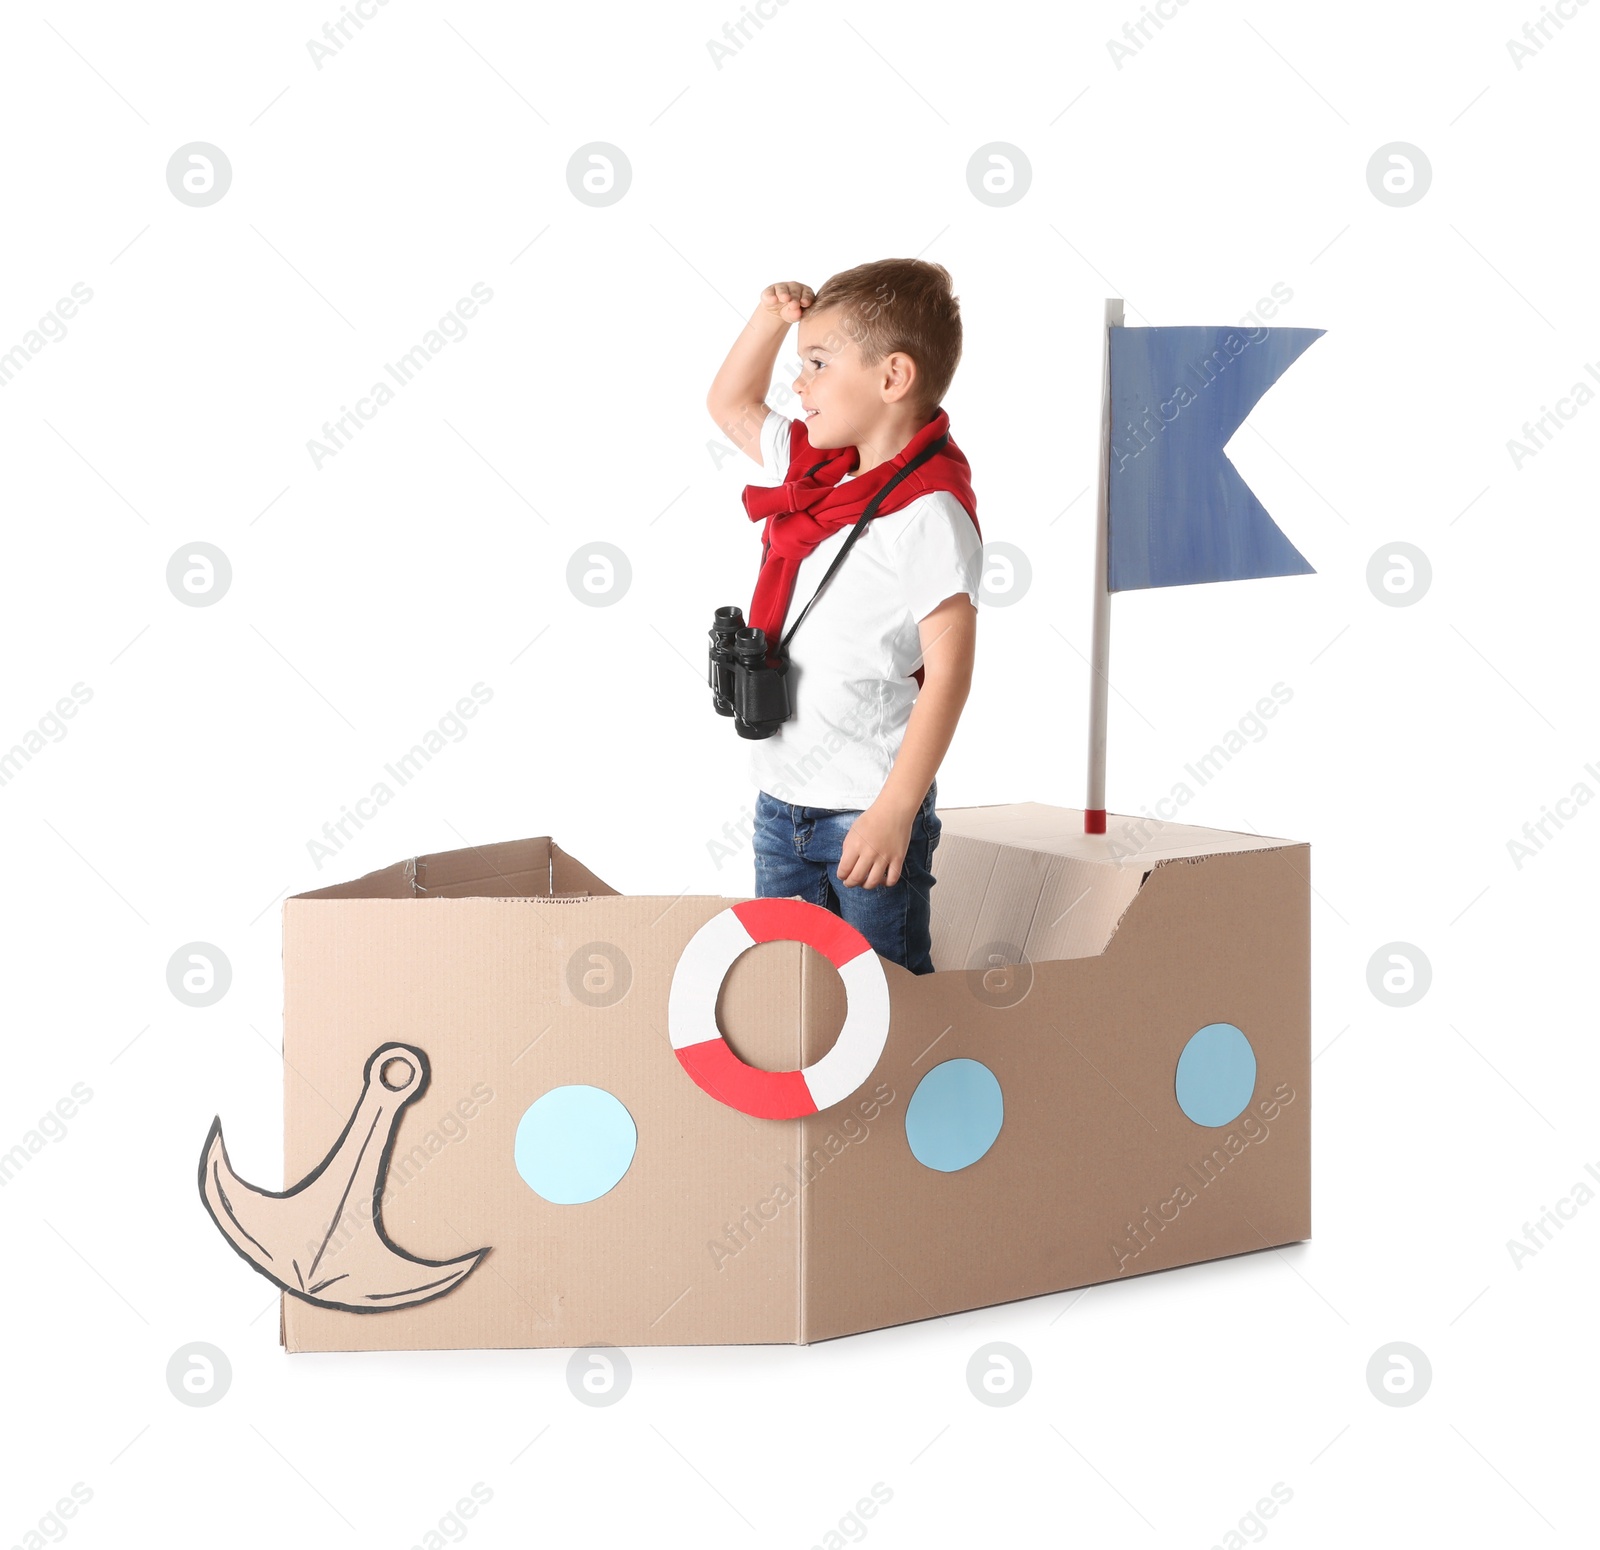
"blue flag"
1107,325,1324,592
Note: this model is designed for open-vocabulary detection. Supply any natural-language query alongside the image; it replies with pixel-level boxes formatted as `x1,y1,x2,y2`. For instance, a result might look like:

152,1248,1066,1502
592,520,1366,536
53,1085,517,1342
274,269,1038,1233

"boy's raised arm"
706,281,813,466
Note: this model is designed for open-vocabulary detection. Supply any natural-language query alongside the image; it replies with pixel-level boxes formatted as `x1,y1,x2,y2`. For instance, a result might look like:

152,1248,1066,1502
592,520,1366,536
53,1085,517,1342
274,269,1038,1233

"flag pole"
1084,298,1123,836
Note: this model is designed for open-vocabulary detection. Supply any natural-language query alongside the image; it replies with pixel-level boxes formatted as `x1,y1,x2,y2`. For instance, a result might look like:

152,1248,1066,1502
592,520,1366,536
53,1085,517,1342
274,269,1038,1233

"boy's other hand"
837,799,915,890
761,281,814,324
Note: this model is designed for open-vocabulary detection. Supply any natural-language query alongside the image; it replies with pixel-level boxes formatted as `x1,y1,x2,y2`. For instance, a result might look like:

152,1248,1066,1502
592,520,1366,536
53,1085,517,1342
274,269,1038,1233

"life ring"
668,899,891,1119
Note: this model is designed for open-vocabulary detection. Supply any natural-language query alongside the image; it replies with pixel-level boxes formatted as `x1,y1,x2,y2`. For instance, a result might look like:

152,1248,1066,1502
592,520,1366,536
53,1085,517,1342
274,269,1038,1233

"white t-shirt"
743,408,982,810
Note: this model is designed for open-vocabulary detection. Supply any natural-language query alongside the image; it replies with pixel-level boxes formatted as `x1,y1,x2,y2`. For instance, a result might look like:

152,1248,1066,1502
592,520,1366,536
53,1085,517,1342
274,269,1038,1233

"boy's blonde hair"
812,257,962,415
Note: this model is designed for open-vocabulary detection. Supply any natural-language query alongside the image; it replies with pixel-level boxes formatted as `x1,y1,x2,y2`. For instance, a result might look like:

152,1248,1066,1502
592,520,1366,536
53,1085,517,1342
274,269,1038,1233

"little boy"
705,257,982,976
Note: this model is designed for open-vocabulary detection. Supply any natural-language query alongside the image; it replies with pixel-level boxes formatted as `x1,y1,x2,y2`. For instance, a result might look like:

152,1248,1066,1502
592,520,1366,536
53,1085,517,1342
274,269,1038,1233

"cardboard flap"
930,802,1295,969
290,838,621,902
550,841,621,899
415,837,557,898
292,857,420,901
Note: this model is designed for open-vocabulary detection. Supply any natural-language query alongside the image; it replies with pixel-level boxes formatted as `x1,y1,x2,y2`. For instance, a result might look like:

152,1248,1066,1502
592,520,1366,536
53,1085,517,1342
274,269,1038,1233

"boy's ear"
878,350,918,405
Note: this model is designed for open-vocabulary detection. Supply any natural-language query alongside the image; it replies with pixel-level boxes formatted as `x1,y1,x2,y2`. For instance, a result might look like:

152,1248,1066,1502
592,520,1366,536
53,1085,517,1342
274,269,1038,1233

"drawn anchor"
198,1042,488,1312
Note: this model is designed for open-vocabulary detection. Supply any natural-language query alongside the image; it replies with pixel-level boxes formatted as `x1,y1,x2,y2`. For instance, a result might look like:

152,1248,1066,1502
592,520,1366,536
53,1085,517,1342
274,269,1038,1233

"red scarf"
742,409,980,686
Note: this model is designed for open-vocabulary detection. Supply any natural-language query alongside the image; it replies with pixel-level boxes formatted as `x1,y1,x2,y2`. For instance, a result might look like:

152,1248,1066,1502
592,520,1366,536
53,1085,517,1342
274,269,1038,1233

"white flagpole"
1085,298,1124,836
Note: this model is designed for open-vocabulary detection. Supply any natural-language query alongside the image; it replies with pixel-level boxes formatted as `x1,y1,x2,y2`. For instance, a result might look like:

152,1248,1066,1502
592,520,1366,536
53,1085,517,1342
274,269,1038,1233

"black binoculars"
707,606,791,739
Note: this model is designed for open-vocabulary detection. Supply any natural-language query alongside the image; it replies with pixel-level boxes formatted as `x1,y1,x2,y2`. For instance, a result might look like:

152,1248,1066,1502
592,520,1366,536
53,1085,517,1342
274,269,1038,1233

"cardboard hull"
276,813,1310,1352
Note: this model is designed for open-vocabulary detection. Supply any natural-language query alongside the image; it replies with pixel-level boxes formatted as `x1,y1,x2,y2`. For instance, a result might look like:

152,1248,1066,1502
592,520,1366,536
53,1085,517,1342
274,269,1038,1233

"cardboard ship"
200,802,1310,1352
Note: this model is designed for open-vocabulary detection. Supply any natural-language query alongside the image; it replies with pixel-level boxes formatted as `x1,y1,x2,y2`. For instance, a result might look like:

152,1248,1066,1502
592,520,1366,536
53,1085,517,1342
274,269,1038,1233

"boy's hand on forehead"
760,281,814,324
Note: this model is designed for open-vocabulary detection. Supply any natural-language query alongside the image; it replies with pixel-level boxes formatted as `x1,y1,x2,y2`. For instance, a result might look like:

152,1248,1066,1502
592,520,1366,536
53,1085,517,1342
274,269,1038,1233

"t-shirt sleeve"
899,494,984,623
750,407,793,486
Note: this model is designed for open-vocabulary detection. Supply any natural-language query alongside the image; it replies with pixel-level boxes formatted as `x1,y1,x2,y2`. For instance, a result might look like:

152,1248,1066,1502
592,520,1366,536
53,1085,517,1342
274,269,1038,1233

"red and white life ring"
668,899,891,1119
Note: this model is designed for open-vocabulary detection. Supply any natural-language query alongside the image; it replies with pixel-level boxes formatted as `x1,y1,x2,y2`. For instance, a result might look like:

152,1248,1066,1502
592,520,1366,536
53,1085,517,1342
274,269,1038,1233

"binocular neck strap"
777,431,951,657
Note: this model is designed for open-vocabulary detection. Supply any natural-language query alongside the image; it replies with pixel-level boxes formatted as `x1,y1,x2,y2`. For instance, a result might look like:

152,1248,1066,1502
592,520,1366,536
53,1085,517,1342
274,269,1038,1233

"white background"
2,1,1595,1545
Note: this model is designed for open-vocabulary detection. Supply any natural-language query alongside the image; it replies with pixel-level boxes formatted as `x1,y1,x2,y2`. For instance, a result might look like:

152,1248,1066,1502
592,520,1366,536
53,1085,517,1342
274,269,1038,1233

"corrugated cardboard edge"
1107,838,1300,946
286,837,621,902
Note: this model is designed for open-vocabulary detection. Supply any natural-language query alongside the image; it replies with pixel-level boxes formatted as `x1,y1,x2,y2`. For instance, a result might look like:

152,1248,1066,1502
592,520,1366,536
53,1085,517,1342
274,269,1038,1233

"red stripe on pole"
730,898,869,970
1084,809,1107,835
675,1039,818,1120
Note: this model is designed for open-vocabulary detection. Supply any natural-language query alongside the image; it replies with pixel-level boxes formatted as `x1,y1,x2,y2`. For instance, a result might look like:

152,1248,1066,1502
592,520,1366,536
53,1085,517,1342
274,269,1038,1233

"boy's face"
793,307,908,450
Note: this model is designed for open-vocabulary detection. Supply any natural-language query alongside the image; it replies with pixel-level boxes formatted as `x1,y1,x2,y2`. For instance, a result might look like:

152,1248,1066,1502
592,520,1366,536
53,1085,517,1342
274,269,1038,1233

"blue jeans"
752,781,941,975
